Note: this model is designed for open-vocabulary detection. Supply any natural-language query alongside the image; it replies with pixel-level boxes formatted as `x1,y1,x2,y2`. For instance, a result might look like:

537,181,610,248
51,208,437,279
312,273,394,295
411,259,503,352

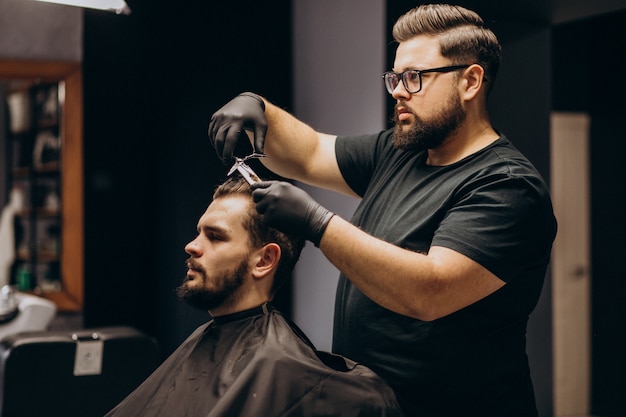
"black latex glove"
208,92,267,164
252,181,334,247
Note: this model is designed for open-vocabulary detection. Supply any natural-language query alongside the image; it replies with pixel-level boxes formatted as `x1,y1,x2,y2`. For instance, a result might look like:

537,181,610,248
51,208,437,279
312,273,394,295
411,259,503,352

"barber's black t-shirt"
333,129,557,417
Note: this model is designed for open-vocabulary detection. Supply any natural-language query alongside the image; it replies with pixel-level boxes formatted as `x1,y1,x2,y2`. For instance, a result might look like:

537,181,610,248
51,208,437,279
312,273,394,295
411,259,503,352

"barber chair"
0,326,160,417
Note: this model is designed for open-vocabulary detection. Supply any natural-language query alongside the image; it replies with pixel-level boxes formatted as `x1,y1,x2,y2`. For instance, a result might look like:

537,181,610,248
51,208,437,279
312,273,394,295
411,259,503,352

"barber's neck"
426,121,498,166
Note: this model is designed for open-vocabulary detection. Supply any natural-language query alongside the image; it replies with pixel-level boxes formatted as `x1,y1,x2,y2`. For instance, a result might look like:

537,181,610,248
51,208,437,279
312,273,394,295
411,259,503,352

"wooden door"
550,112,592,416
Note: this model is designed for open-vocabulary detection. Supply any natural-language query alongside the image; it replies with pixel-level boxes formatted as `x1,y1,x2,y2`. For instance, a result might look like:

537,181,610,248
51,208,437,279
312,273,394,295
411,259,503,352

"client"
105,174,403,417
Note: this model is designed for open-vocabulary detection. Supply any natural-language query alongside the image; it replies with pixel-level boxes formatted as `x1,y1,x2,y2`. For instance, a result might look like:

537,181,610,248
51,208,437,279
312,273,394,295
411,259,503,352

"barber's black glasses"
382,65,470,94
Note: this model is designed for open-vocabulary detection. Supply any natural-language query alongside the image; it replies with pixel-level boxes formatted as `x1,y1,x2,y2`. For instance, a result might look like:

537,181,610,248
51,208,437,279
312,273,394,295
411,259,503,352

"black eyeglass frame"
382,64,471,94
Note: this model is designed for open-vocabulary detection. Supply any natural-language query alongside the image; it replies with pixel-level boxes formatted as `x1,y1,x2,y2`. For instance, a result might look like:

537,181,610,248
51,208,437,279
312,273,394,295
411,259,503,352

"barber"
208,4,557,417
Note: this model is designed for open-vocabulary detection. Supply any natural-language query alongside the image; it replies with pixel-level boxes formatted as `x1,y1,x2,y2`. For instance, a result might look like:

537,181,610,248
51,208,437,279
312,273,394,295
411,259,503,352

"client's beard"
393,94,466,152
177,258,248,311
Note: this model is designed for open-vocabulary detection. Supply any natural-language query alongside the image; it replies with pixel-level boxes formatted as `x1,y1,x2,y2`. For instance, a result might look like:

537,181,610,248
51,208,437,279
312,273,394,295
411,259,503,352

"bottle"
16,264,32,291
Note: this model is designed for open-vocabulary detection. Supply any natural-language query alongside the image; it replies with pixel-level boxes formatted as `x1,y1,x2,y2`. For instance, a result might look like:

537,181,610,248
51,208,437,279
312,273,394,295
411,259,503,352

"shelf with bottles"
1,59,84,312
7,82,61,170
12,186,61,285
6,82,64,295
12,200,62,293
10,131,61,179
13,259,62,294
12,161,61,179
11,177,60,213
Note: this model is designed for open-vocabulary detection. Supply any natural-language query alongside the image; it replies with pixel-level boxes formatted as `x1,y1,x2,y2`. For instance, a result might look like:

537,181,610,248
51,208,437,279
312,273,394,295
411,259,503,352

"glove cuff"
238,92,266,111
311,210,335,247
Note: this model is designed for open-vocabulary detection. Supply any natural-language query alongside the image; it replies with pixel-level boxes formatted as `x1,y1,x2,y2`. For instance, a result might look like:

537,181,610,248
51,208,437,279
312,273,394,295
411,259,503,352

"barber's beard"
393,93,466,151
177,258,248,311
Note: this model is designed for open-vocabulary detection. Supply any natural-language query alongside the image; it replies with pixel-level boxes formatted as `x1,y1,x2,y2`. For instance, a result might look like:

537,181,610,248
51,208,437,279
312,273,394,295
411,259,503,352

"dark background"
82,0,293,354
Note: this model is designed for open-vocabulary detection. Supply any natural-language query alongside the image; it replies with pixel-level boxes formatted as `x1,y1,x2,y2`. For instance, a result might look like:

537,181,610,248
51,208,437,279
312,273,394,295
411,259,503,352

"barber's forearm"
258,100,343,190
318,215,434,318
318,215,505,321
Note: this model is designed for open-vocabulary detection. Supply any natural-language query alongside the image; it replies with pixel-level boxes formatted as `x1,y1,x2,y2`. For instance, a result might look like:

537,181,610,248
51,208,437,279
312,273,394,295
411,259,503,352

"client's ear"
251,243,281,280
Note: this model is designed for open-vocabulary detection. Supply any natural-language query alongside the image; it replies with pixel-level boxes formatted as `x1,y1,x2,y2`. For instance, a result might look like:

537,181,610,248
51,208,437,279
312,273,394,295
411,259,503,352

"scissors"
227,152,266,185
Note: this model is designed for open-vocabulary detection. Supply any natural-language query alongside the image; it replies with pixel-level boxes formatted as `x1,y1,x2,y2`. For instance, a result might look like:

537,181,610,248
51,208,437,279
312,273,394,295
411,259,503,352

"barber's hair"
213,175,305,297
393,4,502,92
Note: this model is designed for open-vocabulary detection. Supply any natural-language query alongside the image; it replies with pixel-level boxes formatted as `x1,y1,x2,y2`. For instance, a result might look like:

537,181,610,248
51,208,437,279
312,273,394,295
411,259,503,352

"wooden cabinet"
1,60,83,312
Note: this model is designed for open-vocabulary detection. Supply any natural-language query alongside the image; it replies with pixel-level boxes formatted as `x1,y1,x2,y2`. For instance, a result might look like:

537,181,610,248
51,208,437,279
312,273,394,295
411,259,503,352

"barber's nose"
392,82,411,100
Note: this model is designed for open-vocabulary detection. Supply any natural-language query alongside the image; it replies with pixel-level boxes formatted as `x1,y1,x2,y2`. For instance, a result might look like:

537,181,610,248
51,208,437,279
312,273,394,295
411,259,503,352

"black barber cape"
105,304,403,417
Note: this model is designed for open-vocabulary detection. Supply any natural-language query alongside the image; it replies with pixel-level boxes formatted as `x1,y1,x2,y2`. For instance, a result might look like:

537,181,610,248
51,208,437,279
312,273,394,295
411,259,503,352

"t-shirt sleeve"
432,173,556,283
335,130,392,197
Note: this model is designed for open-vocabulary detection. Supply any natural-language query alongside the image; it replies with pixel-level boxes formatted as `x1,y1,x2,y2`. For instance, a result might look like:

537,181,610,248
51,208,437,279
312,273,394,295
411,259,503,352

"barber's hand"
208,92,267,164
252,181,334,247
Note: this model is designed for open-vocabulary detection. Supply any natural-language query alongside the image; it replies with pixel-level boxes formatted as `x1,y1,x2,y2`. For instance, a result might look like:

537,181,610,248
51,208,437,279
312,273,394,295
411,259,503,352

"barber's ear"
461,64,485,100
251,243,281,279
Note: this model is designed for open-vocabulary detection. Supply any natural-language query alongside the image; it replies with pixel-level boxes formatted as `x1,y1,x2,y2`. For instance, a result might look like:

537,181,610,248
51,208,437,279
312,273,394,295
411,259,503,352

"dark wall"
553,11,626,417
82,0,293,357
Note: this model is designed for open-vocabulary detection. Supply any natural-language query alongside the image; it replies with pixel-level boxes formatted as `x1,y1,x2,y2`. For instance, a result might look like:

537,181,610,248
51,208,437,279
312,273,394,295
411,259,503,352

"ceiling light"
35,0,131,14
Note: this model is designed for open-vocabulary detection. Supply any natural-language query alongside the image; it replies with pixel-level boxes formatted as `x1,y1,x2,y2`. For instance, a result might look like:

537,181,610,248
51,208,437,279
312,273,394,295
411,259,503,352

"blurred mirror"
0,60,83,312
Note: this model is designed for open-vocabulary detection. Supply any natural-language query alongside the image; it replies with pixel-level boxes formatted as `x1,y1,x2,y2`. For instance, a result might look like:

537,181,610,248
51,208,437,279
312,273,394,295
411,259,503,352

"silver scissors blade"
226,161,239,177
227,154,265,185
